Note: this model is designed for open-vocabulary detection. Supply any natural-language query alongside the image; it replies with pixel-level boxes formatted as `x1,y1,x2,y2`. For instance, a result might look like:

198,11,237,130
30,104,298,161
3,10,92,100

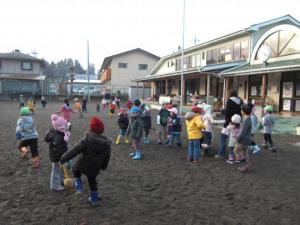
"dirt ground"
0,101,300,225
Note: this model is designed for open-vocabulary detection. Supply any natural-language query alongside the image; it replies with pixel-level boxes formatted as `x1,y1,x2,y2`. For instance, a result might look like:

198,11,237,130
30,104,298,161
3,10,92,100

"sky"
1,0,300,72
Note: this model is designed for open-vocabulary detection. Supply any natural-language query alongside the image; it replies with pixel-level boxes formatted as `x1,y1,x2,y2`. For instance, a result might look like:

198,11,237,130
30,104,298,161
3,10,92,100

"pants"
234,143,249,162
73,170,97,192
50,162,64,189
158,125,167,143
168,132,182,146
82,105,87,113
144,128,150,138
202,131,212,146
250,134,256,146
17,138,39,157
228,146,235,156
188,139,201,161
264,133,273,146
218,133,228,157
119,128,127,137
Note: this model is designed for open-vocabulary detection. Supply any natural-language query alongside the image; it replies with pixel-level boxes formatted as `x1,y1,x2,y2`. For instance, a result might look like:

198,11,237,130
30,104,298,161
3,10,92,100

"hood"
185,112,196,120
86,132,112,146
21,116,35,130
230,97,241,105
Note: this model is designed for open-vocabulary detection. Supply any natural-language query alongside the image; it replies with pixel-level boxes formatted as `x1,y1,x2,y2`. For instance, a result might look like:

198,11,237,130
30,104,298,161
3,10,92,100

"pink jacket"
56,105,74,122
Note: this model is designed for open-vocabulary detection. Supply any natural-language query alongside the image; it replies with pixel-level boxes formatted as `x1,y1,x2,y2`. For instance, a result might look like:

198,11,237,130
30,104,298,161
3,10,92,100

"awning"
221,58,300,76
0,73,45,80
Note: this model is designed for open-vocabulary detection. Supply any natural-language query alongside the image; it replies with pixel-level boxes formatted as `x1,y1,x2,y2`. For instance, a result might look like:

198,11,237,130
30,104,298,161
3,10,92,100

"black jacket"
171,116,182,132
117,114,129,130
60,132,111,177
224,97,243,128
44,129,68,163
143,111,152,129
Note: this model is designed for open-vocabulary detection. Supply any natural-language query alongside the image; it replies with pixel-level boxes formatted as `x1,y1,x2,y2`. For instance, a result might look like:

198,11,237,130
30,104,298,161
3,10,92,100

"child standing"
74,98,83,118
19,94,25,109
56,99,75,130
225,114,241,164
116,107,130,144
248,103,261,154
109,101,117,119
41,96,47,109
262,105,276,152
143,105,152,144
16,107,39,168
60,116,111,206
234,104,253,172
129,106,144,160
166,107,182,147
185,111,206,163
101,98,106,110
44,114,70,191
157,103,170,145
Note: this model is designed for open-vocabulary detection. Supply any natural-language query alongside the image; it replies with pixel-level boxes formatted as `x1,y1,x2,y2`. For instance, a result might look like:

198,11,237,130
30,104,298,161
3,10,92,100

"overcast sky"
1,0,300,71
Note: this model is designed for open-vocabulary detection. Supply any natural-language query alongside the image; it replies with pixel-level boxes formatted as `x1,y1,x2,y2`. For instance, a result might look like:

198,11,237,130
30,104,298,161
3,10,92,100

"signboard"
283,99,291,111
251,86,257,96
282,82,293,98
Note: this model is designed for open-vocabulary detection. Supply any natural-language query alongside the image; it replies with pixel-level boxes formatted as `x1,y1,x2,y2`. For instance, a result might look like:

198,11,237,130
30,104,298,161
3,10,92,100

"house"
0,49,46,97
136,15,300,113
99,48,160,96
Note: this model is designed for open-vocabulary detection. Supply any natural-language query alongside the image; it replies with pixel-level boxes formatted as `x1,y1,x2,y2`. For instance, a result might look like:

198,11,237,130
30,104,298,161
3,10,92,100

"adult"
215,90,243,158
82,96,87,113
104,93,111,107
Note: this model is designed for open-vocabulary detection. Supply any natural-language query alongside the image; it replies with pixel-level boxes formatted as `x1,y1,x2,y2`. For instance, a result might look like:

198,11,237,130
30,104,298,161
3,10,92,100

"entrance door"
280,71,300,112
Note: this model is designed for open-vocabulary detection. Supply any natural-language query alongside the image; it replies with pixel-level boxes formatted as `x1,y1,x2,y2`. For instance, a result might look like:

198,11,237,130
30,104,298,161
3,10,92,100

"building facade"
137,15,300,113
0,50,45,96
99,48,160,95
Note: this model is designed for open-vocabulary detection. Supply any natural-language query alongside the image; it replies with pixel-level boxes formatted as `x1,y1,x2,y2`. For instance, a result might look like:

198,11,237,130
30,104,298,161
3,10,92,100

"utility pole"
87,40,90,101
180,0,185,115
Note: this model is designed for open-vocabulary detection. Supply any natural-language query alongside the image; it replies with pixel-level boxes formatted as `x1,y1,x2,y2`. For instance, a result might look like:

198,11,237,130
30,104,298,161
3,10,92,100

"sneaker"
269,146,277,153
214,154,225,159
130,151,135,156
53,186,65,192
252,145,261,155
226,159,235,164
262,143,268,148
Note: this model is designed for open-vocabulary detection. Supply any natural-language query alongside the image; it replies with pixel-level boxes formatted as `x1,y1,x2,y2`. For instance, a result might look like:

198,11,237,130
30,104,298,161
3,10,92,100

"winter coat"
262,113,274,134
224,97,243,128
237,116,252,145
130,116,144,139
16,116,38,141
60,132,111,177
158,108,170,126
118,114,129,130
143,110,152,129
170,115,182,133
226,124,240,147
44,129,68,162
250,114,258,134
185,112,205,140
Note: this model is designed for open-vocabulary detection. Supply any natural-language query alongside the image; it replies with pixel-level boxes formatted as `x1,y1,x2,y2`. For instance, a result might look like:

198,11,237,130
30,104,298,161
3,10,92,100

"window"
241,40,249,59
202,52,205,60
196,54,201,66
225,45,233,61
219,47,226,63
183,56,191,69
138,64,148,70
212,48,219,64
206,50,213,64
233,42,241,60
175,58,181,71
167,61,170,68
118,63,127,68
191,55,196,68
21,62,33,70
249,75,262,97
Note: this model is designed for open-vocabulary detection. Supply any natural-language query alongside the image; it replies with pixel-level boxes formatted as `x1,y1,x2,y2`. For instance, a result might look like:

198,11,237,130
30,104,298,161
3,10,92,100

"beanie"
231,114,242,124
90,116,105,134
51,114,70,141
134,99,141,107
20,107,30,116
191,106,203,114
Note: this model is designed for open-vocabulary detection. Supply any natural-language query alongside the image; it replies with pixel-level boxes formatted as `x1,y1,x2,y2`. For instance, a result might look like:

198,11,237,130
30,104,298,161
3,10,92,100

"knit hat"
169,107,178,115
51,114,70,141
134,99,141,107
191,106,203,114
231,114,242,124
90,116,105,134
264,105,273,112
20,107,30,116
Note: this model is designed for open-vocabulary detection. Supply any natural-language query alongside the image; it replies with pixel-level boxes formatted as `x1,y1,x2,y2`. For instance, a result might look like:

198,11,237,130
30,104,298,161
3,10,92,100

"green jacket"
130,116,144,139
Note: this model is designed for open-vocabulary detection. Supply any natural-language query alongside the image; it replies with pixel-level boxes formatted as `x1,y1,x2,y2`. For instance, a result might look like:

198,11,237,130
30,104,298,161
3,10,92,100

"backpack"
160,110,169,126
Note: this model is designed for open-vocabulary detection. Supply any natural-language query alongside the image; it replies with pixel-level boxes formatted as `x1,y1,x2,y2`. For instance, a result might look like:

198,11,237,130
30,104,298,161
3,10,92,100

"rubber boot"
125,136,130,144
74,178,83,195
116,136,121,145
130,150,135,157
144,137,149,144
88,191,99,206
132,150,142,160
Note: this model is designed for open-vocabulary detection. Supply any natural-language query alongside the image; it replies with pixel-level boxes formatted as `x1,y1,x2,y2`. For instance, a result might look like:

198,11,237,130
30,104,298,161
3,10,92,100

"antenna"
31,49,38,57
190,35,200,46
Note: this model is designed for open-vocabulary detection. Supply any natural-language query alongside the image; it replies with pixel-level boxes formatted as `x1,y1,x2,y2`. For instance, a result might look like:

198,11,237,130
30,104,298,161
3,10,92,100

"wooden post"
223,77,230,108
206,75,211,98
262,74,267,104
165,79,168,95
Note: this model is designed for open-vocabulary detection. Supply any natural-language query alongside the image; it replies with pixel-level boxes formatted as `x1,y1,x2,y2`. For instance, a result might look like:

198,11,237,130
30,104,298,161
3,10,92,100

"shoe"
130,151,135,157
262,142,268,148
74,178,83,195
116,136,121,145
226,155,235,164
192,160,200,164
214,154,225,159
125,137,130,144
144,137,150,144
202,144,210,149
158,142,162,145
176,143,182,147
53,186,65,192
132,151,142,160
32,156,40,168
88,191,99,206
252,145,261,155
269,146,277,153
226,159,235,164
186,157,193,162
20,147,30,158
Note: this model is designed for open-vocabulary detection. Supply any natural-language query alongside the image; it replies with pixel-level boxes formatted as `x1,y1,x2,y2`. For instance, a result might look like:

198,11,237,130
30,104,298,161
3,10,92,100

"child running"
101,98,106,110
27,97,35,113
262,105,276,152
143,105,152,144
109,101,117,119
60,116,111,206
16,107,40,168
44,114,70,191
129,106,144,160
74,98,83,118
56,99,75,130
166,107,182,147
225,114,241,164
116,107,130,144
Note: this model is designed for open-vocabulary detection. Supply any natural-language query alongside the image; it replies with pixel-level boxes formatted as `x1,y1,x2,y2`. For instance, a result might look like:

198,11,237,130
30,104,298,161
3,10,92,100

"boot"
125,136,130,144
144,137,149,144
116,136,121,145
88,191,99,206
74,178,83,195
252,145,261,155
132,150,142,160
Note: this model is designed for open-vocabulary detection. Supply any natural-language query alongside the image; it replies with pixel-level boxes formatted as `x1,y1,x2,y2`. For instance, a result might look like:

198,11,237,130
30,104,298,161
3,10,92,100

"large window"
175,58,181,71
219,47,226,63
21,62,33,70
212,48,219,64
118,63,127,69
241,40,249,59
225,45,233,61
183,56,191,69
233,42,241,60
138,64,148,70
249,75,262,97
206,50,213,64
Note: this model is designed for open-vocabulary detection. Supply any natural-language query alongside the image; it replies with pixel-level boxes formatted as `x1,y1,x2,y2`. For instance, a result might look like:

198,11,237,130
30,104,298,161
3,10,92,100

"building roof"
0,50,45,67
99,48,160,71
221,58,300,76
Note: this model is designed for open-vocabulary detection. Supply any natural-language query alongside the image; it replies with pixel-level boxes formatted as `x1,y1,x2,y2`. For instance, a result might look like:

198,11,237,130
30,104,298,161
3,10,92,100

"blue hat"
130,106,141,113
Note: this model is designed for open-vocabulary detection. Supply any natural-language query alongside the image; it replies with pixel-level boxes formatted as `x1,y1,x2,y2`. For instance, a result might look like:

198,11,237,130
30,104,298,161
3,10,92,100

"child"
27,97,35,113
116,107,130,144
60,116,111,206
96,103,100,112
82,96,87,113
16,107,39,168
157,103,170,145
109,101,117,119
234,104,253,172
41,96,47,109
101,98,106,110
225,114,241,164
143,105,152,144
126,100,133,111
19,94,24,109
44,114,70,191
74,98,83,118
129,106,144,160
185,111,206,163
115,96,120,109
56,99,75,130
166,107,182,147
262,105,276,152
248,103,261,154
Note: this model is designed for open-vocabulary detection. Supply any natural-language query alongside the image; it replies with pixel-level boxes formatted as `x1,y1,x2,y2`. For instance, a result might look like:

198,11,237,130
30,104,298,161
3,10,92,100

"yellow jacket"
185,112,205,140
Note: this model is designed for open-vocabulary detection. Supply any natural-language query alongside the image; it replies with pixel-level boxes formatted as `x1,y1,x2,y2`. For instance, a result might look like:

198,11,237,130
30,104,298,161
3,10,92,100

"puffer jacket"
224,97,243,128
143,110,152,129
16,116,38,141
44,129,68,162
117,114,129,130
130,116,144,139
60,132,112,177
185,112,205,140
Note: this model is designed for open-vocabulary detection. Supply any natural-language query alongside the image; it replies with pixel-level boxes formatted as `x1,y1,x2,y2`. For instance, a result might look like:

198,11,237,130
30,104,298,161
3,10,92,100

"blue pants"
50,162,64,190
202,131,212,146
218,133,228,157
168,132,182,146
188,139,201,161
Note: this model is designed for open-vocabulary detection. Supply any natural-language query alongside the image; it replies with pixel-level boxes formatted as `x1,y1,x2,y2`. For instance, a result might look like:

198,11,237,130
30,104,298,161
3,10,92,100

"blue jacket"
237,116,252,145
262,113,274,134
16,116,38,140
